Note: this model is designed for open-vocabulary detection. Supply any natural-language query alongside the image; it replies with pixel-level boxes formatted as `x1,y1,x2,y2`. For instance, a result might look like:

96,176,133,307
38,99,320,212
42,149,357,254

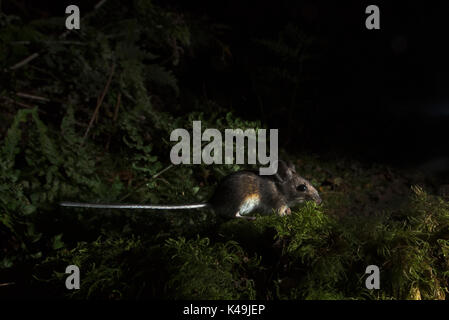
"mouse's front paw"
278,205,291,217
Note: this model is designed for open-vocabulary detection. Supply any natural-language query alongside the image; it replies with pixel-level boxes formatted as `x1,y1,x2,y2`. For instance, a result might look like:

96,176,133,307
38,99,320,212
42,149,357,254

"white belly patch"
239,194,260,215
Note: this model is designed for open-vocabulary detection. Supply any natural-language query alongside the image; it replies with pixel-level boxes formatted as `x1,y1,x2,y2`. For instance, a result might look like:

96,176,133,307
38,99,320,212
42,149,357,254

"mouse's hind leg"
234,193,261,220
235,212,257,221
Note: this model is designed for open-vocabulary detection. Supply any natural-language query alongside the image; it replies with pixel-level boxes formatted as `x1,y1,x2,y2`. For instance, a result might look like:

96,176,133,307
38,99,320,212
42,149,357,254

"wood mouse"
60,160,322,220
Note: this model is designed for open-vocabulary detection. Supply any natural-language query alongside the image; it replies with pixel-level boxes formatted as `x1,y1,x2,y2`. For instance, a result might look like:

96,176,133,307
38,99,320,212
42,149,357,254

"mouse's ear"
286,160,296,173
275,160,294,182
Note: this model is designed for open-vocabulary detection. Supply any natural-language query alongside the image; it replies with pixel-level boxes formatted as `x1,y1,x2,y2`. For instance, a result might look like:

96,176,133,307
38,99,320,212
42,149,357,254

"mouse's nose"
315,195,322,205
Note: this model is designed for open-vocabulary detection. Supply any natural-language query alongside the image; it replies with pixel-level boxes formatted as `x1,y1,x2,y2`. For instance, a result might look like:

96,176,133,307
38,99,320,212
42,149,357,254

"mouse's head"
275,160,322,206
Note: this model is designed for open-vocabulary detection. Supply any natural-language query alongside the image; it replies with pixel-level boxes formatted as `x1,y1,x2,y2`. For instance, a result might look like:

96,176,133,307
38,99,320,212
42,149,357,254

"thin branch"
1,96,48,114
95,0,108,10
82,63,115,145
11,40,87,46
0,282,15,287
119,164,175,202
152,164,174,179
16,92,50,102
1,96,33,108
9,52,40,70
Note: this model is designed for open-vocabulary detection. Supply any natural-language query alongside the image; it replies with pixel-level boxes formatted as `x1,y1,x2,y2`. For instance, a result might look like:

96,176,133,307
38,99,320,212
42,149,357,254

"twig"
16,92,50,102
95,0,108,10
81,63,115,145
119,164,175,202
0,96,47,113
11,40,86,46
0,282,15,287
1,96,34,109
152,164,174,179
9,52,40,70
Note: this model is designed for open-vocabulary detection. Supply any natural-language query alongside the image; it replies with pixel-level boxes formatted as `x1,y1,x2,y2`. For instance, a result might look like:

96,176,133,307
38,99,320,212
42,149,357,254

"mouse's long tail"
59,201,209,210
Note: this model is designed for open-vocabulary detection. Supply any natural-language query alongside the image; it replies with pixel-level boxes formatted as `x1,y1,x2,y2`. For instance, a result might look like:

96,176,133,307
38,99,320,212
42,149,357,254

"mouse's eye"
297,184,307,192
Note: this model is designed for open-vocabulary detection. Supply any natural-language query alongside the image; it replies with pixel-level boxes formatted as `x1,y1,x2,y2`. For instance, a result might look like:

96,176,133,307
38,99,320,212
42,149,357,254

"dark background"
173,0,449,170
4,0,449,173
